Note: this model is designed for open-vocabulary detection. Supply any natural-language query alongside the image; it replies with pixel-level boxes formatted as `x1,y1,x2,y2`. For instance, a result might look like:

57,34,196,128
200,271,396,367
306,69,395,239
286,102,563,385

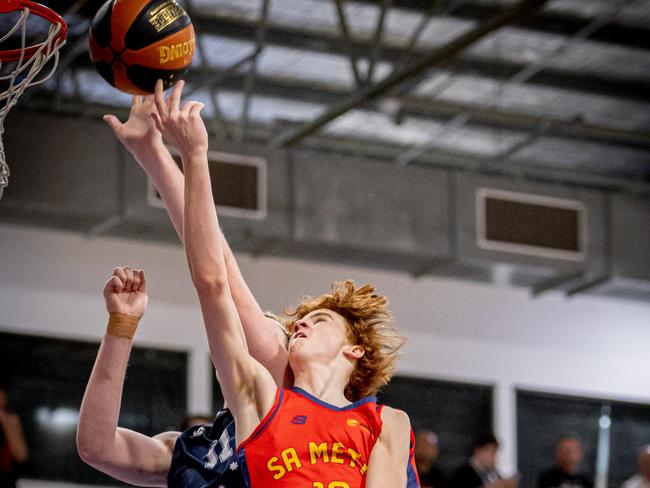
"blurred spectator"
0,388,28,488
451,433,517,488
538,436,593,488
415,430,447,488
181,413,213,431
621,446,650,488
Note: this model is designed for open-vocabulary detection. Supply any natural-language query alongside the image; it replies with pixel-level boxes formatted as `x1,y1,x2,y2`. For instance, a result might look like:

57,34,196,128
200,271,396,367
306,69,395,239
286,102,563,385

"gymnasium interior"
0,0,649,486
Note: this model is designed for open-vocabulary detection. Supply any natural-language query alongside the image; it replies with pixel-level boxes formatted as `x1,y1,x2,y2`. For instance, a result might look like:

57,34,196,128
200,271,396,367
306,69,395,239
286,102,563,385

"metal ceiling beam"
365,0,391,84
192,15,650,104
398,96,650,150
354,0,650,51
63,56,650,150
396,0,633,166
334,0,364,87
213,70,650,150
236,0,271,142
280,126,650,194
271,0,552,147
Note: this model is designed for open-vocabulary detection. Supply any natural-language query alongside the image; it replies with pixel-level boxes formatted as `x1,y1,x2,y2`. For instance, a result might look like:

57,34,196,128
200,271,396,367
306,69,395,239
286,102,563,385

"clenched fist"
103,267,148,318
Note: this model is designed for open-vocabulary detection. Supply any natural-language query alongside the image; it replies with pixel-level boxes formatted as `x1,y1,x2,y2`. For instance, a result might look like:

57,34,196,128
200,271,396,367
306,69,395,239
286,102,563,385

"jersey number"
313,483,350,488
204,429,233,469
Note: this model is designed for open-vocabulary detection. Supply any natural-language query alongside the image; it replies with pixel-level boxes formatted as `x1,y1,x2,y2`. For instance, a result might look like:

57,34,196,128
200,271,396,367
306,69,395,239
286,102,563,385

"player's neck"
292,362,351,408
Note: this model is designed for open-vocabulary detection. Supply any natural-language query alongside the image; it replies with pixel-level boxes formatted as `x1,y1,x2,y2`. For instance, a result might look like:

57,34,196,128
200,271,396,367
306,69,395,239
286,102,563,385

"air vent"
476,188,586,261
148,149,267,220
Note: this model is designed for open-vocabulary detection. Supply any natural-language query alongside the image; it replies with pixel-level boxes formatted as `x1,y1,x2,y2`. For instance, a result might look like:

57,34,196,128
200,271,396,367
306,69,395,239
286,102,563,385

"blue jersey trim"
291,387,377,411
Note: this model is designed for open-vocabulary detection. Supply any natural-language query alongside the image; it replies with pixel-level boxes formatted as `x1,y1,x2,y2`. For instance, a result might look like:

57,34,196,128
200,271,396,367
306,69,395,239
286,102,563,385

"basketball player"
77,263,288,486
80,81,419,486
151,79,414,486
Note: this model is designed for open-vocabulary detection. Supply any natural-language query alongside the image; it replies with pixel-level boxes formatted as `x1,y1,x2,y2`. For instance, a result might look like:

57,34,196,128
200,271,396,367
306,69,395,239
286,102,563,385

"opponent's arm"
151,80,276,442
366,407,411,487
105,91,288,384
77,267,178,487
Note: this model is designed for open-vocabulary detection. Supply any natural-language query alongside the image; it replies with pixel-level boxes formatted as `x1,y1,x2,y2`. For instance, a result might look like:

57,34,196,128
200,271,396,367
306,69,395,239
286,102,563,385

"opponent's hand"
103,267,148,318
103,96,164,160
151,79,208,159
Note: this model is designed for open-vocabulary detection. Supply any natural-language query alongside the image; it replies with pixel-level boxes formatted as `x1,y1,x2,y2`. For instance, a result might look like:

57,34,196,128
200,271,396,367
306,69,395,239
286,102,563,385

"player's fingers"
108,275,124,292
123,266,135,291
138,270,147,293
168,80,185,114
181,100,199,117
103,115,122,133
154,79,168,119
189,102,205,118
112,266,128,283
132,268,142,290
104,275,124,294
132,95,143,106
150,112,164,133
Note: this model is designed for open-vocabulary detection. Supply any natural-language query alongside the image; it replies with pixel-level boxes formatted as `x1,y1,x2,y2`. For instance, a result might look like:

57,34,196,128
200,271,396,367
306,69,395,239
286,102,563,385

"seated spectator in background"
451,433,517,488
622,446,650,488
0,388,29,488
181,414,213,431
538,436,593,488
416,430,447,488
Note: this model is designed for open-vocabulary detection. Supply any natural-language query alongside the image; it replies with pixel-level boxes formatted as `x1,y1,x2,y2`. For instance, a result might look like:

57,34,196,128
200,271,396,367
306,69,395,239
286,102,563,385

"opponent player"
153,80,414,486
77,263,287,486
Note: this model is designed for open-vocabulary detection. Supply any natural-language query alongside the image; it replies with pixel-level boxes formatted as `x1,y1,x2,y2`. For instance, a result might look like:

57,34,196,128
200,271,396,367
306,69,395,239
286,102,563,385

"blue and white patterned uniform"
168,408,245,488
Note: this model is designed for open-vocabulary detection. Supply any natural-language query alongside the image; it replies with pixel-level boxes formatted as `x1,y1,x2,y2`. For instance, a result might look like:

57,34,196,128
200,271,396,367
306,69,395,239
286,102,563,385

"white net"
0,5,65,199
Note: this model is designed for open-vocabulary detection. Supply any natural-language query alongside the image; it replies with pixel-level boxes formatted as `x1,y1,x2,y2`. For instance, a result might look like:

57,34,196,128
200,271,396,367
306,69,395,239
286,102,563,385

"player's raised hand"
103,95,164,158
151,79,208,160
103,267,148,318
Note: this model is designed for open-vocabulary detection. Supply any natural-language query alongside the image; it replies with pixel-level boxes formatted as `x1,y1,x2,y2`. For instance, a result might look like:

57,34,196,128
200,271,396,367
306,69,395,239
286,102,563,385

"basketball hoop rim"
0,0,68,62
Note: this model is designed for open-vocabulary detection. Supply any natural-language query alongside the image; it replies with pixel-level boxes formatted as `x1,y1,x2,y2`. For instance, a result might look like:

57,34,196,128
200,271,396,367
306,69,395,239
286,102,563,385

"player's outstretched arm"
105,90,288,385
151,80,276,443
366,407,412,487
77,267,178,487
104,95,184,238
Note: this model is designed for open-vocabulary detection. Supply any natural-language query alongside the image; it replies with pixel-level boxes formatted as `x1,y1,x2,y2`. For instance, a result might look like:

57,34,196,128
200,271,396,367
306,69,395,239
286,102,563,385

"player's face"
289,308,351,360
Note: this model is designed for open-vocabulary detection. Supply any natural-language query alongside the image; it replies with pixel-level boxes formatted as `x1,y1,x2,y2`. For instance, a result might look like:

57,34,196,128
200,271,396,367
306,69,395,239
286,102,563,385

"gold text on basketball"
159,39,194,64
149,0,185,33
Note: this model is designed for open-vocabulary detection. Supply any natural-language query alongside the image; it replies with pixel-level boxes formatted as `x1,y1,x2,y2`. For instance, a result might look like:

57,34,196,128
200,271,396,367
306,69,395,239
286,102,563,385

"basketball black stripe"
124,0,192,51
90,0,114,48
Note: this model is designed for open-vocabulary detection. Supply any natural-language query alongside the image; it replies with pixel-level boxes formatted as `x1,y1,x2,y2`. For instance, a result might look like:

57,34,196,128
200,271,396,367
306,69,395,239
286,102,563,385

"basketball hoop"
0,0,67,199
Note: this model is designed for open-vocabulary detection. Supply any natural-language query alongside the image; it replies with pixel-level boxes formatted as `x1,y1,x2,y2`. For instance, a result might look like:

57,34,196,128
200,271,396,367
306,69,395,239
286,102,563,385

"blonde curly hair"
286,280,405,402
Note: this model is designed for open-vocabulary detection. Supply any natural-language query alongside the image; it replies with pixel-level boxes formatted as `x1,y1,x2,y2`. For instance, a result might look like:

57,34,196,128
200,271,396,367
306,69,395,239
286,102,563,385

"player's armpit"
366,407,411,488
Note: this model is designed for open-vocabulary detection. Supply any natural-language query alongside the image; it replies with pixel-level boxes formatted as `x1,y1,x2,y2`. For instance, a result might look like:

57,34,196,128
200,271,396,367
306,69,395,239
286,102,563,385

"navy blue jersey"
168,408,245,488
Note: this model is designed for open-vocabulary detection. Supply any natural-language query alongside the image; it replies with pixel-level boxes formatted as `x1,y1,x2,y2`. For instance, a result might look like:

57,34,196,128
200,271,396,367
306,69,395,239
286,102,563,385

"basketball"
88,0,195,95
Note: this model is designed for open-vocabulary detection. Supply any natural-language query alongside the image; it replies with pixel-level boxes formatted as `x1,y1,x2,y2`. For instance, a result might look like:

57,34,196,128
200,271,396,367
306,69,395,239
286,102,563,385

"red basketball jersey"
237,387,384,487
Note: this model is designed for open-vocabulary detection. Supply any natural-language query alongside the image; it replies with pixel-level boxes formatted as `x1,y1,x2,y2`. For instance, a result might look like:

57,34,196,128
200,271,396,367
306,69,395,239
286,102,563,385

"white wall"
2,223,650,476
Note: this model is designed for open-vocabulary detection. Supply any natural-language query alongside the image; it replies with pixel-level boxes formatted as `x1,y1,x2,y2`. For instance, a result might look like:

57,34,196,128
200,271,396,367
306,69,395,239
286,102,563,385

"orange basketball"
88,0,195,94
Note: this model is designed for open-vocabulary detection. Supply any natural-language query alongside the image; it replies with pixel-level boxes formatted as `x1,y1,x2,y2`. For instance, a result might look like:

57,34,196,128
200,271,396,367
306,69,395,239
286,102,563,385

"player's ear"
344,344,365,360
